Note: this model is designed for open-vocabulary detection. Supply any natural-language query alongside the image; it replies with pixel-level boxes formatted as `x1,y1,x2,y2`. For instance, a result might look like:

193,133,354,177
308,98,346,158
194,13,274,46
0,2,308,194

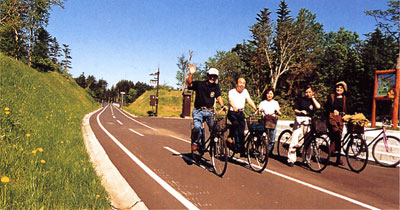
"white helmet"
207,68,219,76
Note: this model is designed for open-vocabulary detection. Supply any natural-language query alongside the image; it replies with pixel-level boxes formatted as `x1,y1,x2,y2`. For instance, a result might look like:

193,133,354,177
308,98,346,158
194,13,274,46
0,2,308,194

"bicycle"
227,110,269,173
191,108,229,177
338,119,400,173
276,119,330,172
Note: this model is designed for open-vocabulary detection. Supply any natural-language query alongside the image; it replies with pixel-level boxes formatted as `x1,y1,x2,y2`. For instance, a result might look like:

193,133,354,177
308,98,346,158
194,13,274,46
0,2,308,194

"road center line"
116,120,123,125
96,107,198,210
169,135,191,144
167,135,380,210
115,108,157,131
129,128,144,137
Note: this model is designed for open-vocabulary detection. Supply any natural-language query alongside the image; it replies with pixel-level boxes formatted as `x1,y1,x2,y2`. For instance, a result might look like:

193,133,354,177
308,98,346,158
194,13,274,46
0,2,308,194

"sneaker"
191,143,198,151
288,162,294,167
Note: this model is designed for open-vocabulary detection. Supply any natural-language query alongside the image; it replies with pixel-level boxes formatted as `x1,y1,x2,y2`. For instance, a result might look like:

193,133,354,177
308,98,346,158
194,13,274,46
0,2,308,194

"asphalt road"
89,105,399,209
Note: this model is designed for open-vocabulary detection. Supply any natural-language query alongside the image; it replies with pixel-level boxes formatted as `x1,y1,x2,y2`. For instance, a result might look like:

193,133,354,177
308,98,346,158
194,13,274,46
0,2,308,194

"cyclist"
187,65,226,151
226,77,257,157
287,84,321,167
325,81,350,166
258,88,282,156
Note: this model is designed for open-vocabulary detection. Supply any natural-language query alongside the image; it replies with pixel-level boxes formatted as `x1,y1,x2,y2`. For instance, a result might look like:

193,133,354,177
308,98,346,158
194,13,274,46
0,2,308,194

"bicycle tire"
304,136,330,172
277,129,292,157
247,134,269,172
372,135,400,167
346,134,368,173
210,135,228,177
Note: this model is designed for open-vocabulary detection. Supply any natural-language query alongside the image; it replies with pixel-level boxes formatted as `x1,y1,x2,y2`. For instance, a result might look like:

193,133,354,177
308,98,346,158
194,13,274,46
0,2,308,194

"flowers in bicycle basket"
343,113,369,127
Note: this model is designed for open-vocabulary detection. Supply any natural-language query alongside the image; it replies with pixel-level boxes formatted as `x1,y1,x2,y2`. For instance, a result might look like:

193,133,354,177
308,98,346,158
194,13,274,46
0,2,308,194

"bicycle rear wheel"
346,134,368,173
304,136,330,172
372,135,400,167
277,130,292,157
247,134,269,172
210,135,228,177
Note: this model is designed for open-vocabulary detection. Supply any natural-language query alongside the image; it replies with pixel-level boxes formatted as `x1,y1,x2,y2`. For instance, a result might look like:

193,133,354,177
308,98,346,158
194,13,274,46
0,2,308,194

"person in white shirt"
227,77,257,157
258,88,282,155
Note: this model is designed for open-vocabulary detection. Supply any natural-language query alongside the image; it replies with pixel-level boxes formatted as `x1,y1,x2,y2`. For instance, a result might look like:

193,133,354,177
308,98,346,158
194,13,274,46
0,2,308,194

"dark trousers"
227,110,246,150
328,113,344,161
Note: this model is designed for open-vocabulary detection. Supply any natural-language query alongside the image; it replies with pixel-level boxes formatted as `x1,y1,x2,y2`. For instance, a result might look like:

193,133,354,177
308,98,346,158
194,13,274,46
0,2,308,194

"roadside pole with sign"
150,68,160,116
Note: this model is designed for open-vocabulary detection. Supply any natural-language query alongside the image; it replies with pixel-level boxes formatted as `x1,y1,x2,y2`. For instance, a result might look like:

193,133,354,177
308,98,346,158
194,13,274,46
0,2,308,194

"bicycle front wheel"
247,135,269,172
346,134,368,173
277,129,292,157
210,135,228,177
304,136,330,172
372,135,400,167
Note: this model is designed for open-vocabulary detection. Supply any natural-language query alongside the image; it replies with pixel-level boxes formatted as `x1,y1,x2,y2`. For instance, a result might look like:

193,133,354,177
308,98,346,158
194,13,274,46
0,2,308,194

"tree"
176,54,188,88
75,72,86,88
365,0,400,69
31,27,55,71
61,44,71,72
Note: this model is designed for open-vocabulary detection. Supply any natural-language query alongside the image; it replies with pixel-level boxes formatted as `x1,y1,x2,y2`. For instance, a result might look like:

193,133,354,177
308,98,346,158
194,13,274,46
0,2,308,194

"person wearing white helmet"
187,65,226,151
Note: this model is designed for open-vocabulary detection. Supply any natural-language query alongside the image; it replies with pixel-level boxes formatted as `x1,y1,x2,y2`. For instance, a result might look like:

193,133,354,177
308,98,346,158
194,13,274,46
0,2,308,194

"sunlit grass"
0,54,110,209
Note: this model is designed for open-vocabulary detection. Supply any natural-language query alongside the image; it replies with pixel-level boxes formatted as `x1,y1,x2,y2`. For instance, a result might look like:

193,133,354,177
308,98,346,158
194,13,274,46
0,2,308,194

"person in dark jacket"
325,81,351,166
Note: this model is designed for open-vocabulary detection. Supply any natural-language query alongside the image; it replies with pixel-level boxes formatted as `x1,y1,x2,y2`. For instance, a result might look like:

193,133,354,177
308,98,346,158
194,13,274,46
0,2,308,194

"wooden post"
393,69,400,128
372,72,378,127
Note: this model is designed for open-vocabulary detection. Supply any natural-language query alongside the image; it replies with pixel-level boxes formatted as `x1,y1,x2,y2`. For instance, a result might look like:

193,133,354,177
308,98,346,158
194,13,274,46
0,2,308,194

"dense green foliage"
0,54,110,209
179,0,399,119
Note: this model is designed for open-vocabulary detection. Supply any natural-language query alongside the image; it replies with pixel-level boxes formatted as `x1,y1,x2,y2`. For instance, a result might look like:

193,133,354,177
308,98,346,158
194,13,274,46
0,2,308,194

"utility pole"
150,67,160,116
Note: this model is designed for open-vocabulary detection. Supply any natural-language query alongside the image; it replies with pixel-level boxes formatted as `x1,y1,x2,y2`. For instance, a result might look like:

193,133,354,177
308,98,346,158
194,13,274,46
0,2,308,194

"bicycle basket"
346,123,364,134
215,117,228,132
246,116,264,133
263,114,277,129
312,119,327,134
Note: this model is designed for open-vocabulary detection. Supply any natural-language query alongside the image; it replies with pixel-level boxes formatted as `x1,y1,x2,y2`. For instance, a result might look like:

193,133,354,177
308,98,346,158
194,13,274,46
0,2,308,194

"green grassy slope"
125,89,187,117
0,54,109,209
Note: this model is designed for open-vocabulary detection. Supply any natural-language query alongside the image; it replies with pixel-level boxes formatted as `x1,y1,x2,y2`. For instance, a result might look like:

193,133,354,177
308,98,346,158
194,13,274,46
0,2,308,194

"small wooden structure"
371,69,400,128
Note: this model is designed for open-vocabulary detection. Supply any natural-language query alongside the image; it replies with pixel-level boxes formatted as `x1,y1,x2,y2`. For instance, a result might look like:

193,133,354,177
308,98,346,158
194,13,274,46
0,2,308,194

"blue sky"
47,0,389,89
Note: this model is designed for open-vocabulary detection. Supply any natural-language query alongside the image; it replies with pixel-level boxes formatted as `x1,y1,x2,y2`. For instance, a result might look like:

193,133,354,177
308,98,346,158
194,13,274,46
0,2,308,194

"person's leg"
268,126,277,154
191,109,203,145
227,111,239,143
237,112,246,156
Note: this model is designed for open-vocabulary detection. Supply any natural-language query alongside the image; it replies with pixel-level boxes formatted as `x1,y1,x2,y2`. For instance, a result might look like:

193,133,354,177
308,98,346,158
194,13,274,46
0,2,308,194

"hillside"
125,89,188,117
0,54,109,209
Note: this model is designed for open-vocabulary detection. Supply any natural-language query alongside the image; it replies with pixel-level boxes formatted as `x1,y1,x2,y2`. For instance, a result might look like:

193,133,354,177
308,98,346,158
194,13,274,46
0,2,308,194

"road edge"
82,108,148,210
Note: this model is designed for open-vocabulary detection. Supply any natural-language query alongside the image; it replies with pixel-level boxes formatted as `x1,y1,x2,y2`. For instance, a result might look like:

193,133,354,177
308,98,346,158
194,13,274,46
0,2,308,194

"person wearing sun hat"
325,81,351,166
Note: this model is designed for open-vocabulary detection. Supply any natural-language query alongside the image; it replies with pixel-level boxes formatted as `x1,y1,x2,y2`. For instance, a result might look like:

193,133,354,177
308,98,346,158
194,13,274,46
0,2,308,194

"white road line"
96,108,198,210
168,137,380,210
129,128,144,137
116,120,123,125
169,135,191,144
110,104,115,116
115,108,157,131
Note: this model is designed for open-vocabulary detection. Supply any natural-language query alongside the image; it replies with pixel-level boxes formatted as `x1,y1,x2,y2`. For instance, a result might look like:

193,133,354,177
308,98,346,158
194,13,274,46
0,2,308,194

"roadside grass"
0,54,110,209
125,89,190,117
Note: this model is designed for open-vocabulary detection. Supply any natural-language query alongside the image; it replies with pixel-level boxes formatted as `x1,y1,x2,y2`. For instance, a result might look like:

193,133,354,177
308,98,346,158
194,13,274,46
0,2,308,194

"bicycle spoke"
306,137,330,172
346,135,368,173
372,136,400,167
247,136,269,172
210,136,228,177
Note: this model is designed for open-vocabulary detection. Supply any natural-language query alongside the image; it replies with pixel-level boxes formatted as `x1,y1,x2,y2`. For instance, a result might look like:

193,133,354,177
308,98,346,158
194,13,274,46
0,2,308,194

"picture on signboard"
377,73,396,97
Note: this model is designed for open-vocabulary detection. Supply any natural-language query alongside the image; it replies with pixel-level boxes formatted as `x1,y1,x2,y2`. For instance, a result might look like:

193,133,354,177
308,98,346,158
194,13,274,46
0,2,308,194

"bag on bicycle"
263,114,277,129
312,118,328,134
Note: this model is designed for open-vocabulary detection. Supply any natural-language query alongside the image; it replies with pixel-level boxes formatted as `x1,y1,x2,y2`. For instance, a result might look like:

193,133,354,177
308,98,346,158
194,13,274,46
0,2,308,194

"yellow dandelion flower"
13,144,17,148
1,176,10,183
5,111,10,115
4,107,9,111
60,141,64,144
32,150,37,154
38,148,43,152
40,160,46,164
45,116,48,119
26,133,31,137
96,195,100,199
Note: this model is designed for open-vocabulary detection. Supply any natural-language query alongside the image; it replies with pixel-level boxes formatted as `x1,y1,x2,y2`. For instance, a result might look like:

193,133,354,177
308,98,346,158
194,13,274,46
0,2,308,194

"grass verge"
0,54,110,209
